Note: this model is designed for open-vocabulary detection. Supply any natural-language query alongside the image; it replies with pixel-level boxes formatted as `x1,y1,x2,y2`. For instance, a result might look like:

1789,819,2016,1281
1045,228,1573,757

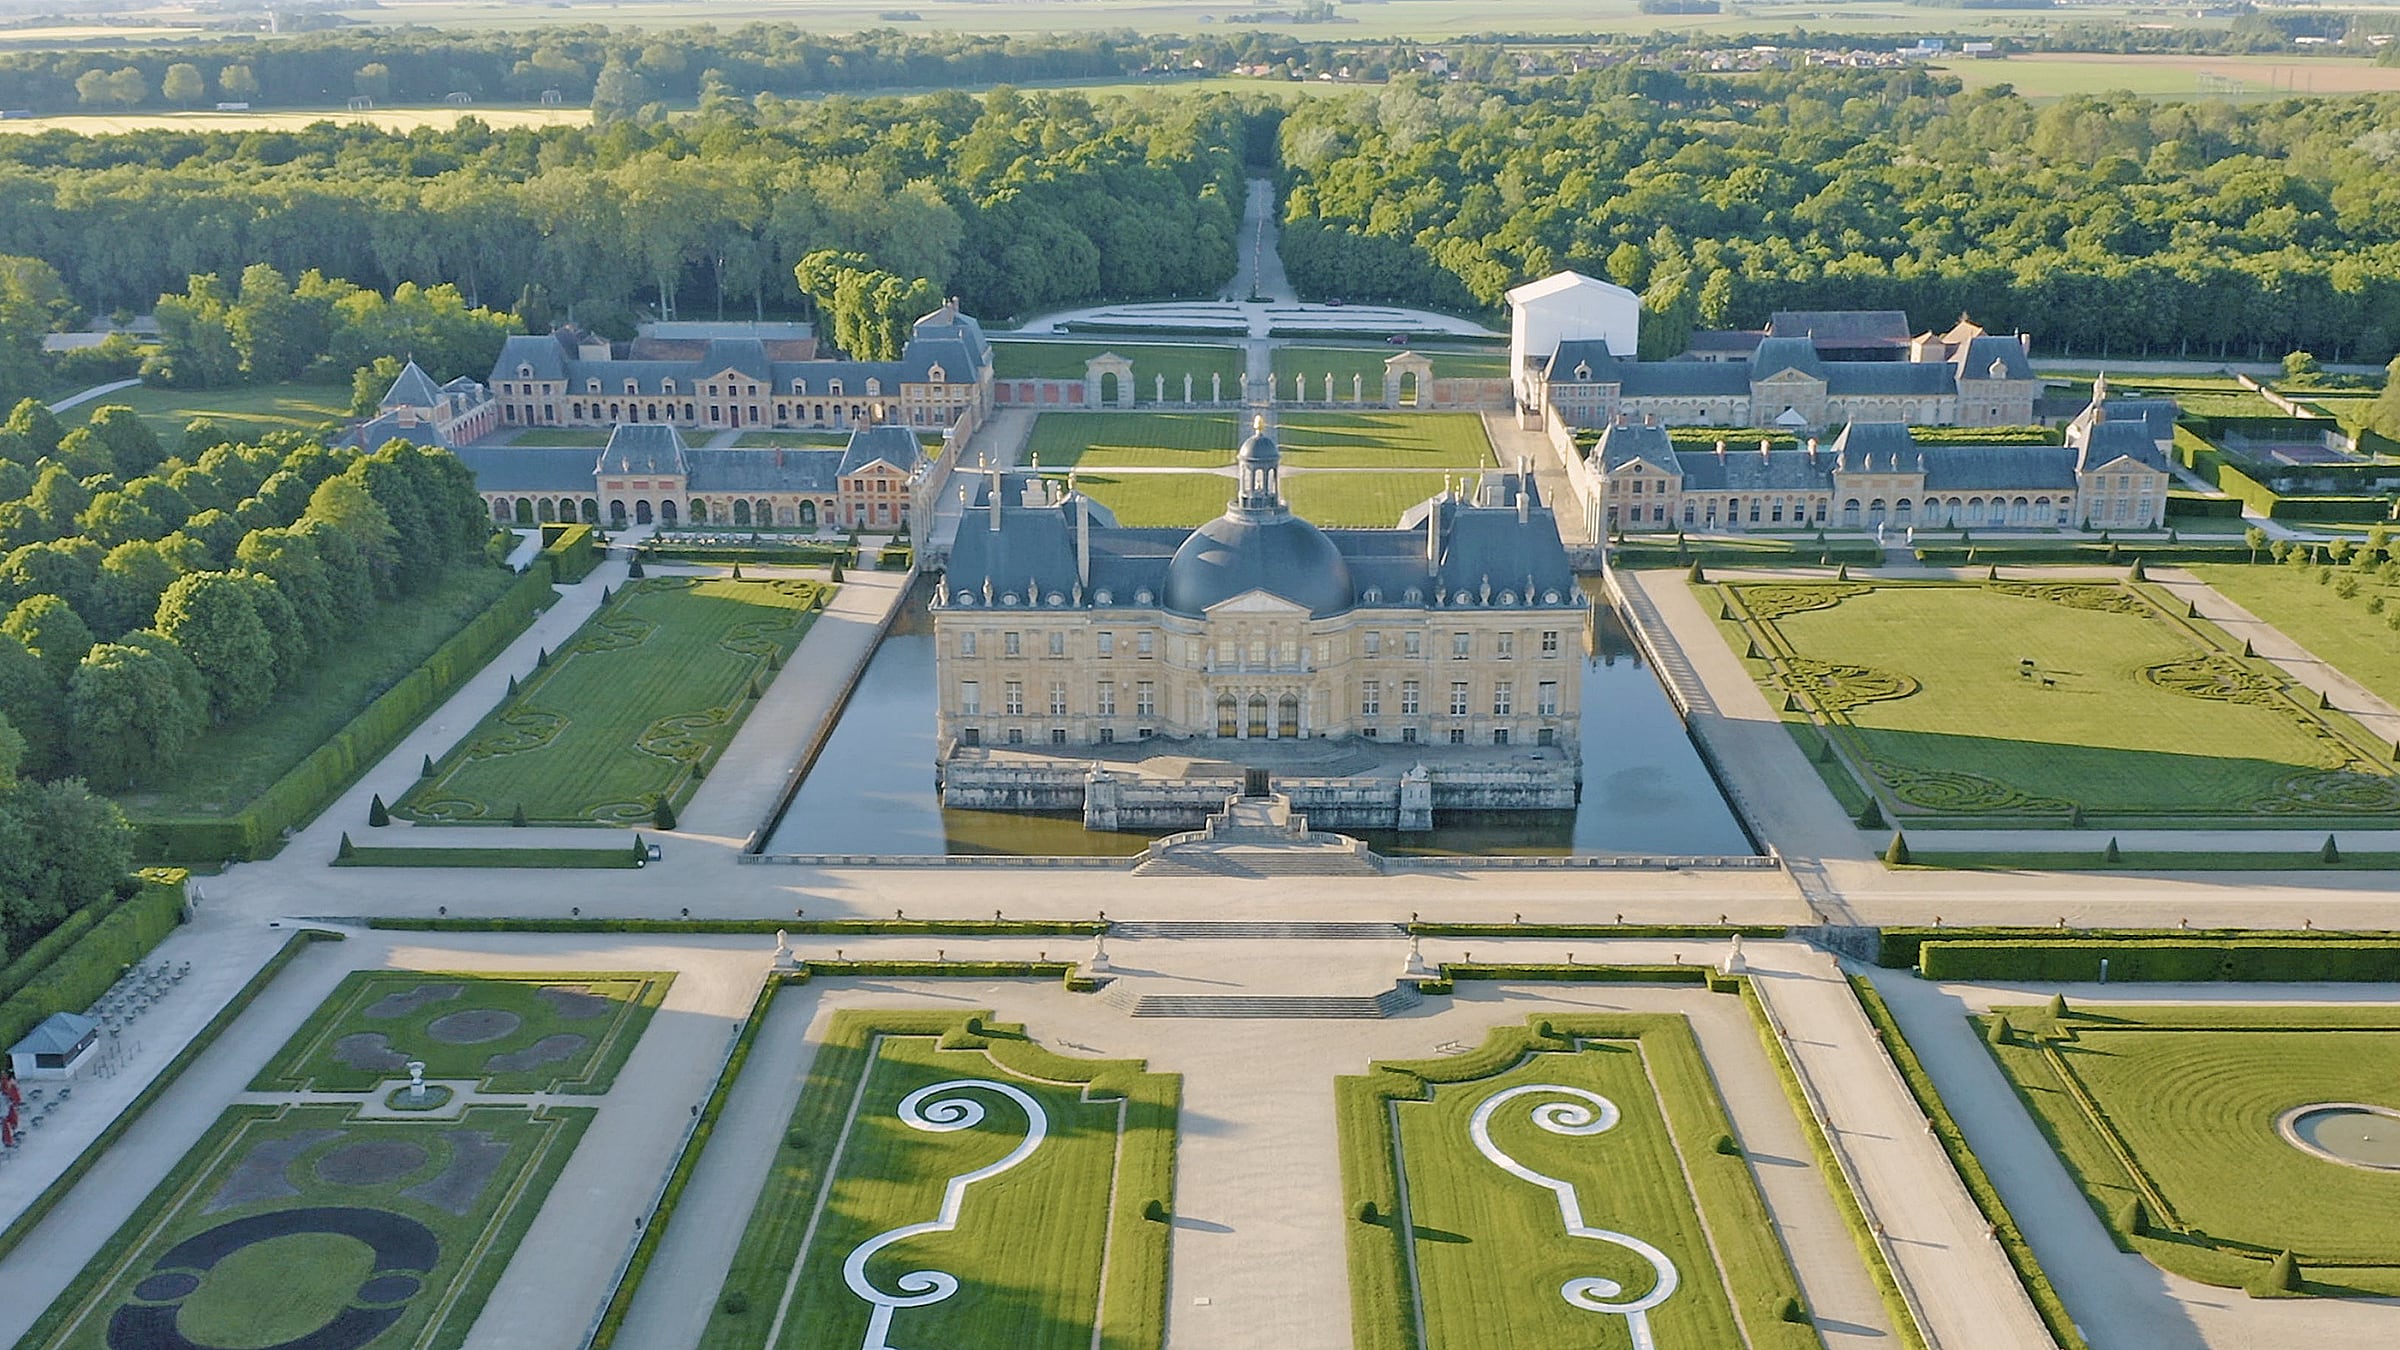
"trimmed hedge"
135,568,557,860
538,522,600,583
0,904,108,1003
1411,922,1786,940
0,927,345,1265
1438,961,1734,990
0,871,188,1051
1919,939,2400,983
365,917,1105,936
877,544,914,570
640,543,855,566
2166,493,2245,520
1613,539,1884,568
1910,542,2253,566
1872,925,2399,969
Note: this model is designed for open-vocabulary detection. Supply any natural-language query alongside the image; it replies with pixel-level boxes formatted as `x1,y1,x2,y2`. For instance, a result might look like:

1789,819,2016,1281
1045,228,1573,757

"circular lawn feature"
314,1140,431,1187
382,1083,455,1113
425,1009,522,1045
2281,1103,2400,1171
108,1207,437,1350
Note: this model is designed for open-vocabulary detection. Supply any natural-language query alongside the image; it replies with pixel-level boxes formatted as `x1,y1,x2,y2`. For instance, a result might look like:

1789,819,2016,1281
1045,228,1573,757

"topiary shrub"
511,803,528,828
627,557,645,578
337,832,356,860
2115,1196,2149,1237
1855,799,1885,830
420,753,435,778
785,1128,806,1149
830,559,845,583
368,794,389,827
1884,831,1911,866
721,1290,751,1316
2047,992,2071,1019
962,1014,984,1035
1356,1200,1378,1224
1686,560,1705,583
2251,1250,2301,1296
1142,1198,1168,1223
1777,1296,1808,1325
1986,1014,2013,1046
2104,837,2122,863
2322,834,2342,863
653,796,678,830
536,646,550,668
1711,1132,1740,1157
507,673,519,695
631,833,648,862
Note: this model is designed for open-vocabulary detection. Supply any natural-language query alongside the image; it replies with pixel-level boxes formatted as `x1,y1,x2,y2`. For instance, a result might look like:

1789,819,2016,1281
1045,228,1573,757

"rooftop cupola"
1232,415,1287,519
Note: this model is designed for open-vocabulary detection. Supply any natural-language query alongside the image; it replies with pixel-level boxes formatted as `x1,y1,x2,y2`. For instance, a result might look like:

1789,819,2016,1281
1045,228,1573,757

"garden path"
2152,566,2400,745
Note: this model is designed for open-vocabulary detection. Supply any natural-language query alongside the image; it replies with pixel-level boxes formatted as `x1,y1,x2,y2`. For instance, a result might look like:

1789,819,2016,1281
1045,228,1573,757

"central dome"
1162,422,1354,617
1164,512,1354,617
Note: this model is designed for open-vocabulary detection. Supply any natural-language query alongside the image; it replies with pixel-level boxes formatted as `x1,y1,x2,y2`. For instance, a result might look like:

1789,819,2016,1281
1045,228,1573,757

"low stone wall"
941,758,1579,831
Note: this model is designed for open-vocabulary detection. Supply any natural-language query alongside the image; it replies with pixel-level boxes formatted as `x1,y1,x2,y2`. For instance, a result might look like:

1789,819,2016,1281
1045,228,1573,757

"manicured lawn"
253,970,669,1094
2189,563,2400,712
23,1103,589,1350
334,845,646,869
1340,1014,1814,1350
1282,470,1452,527
992,340,1241,399
1271,344,1507,390
399,576,822,824
1049,471,1230,528
733,431,862,448
79,378,353,445
700,1008,1177,1350
115,564,527,817
1716,579,2400,822
1981,1003,2400,1294
1025,410,1496,472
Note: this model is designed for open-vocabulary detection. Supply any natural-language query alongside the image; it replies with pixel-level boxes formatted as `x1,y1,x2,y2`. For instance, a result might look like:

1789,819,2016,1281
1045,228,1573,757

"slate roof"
1677,444,1837,491
1618,362,1751,398
1599,421,2130,496
1921,446,2079,491
684,448,843,494
1749,336,1830,380
1829,423,1924,473
839,425,928,477
453,446,599,493
382,360,443,410
1825,362,1958,397
598,424,688,476
348,411,456,453
1768,310,1913,349
1544,339,1620,382
489,302,989,396
1685,329,1766,354
1955,335,2034,381
1594,423,1679,473
2077,419,2169,472
10,1011,96,1057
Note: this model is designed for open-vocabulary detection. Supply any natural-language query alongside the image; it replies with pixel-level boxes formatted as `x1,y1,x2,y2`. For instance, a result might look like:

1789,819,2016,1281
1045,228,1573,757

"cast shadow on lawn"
1847,726,2400,820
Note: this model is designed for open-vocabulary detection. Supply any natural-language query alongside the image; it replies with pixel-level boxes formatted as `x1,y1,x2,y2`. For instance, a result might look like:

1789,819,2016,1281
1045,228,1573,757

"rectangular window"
1007,727,1023,745
1402,726,1419,744
1137,631,1154,657
1098,727,1114,744
1541,630,1559,655
1493,681,1513,716
1004,632,1021,657
1136,681,1155,717
960,681,981,715
1097,631,1114,657
962,726,981,746
1496,632,1515,659
1401,680,1421,716
1451,632,1471,659
1047,631,1066,657
1049,682,1067,717
1404,632,1422,657
1538,681,1559,716
1493,728,1510,746
1450,682,1469,717
960,630,977,657
1361,680,1381,716
1448,728,1467,744
1096,681,1116,716
1363,632,1381,656
1004,681,1024,715
1050,728,1067,745
1248,639,1267,664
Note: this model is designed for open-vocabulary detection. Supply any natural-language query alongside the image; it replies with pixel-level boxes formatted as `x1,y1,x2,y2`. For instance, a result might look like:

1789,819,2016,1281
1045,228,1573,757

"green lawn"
398,576,822,824
1717,580,2400,823
1282,471,1453,527
24,1103,589,1350
992,341,1241,399
2189,563,2400,712
1025,410,1496,472
115,563,527,817
1272,344,1507,391
733,431,862,448
700,1008,1176,1350
1981,1004,2400,1294
1340,1014,1816,1350
252,971,670,1094
78,379,353,446
510,428,611,447
1048,472,1230,528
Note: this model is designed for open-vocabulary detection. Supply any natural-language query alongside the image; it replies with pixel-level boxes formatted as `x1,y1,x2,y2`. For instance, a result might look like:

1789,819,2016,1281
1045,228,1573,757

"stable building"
460,422,934,532
933,423,1589,832
1533,331,2040,432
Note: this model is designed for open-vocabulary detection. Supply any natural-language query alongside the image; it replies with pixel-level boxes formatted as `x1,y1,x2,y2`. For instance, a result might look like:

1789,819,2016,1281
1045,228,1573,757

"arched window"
1842,501,1861,527
732,499,751,526
1216,695,1237,738
798,500,817,529
1277,695,1300,738
635,500,653,525
660,499,678,525
514,498,533,525
689,499,708,524
610,500,628,525
1246,696,1268,739
492,499,510,523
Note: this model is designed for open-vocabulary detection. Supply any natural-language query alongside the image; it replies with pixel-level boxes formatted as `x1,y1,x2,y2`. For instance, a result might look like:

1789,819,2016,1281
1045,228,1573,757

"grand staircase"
1105,982,1424,1019
1129,793,1384,878
1107,921,1407,941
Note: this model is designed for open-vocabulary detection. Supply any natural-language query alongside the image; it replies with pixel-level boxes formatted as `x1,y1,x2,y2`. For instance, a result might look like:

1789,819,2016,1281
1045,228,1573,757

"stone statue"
1720,933,1747,976
1353,373,1364,403
1212,372,1223,403
773,928,792,967
1403,933,1430,977
1184,373,1194,404
1155,373,1166,403
407,1060,427,1102
1088,932,1113,974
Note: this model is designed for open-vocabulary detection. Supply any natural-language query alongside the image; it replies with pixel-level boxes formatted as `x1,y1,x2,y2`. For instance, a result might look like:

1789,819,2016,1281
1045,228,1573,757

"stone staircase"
1107,982,1424,1019
1129,792,1384,878
1108,921,1408,941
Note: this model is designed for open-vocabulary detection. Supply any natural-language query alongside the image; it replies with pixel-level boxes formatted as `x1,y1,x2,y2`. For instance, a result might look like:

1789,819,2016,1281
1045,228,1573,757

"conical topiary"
1986,1014,2013,1047
511,803,528,828
2322,834,2342,863
1687,560,1705,583
1835,562,1851,581
627,557,645,578
507,674,519,695
731,563,743,580
767,647,782,671
1884,831,1911,866
536,646,550,668
653,795,678,830
420,753,435,778
2116,1196,2149,1237
2104,837,2122,863
368,794,389,827
2255,1250,2300,1295
830,559,845,583
2047,992,2071,1019
338,832,356,860
1855,798,1885,830
2127,556,2146,580
1986,563,1999,581
631,832,648,862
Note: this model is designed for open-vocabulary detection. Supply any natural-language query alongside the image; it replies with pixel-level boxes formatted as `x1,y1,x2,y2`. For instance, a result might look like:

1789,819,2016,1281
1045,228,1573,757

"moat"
762,591,1752,857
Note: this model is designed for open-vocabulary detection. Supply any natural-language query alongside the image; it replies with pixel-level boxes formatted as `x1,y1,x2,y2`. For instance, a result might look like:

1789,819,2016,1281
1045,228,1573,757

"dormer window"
829,380,844,396
662,379,676,394
624,380,637,395
928,364,945,382
1574,362,1591,381
518,364,532,378
792,379,807,394
587,379,601,393
866,379,881,396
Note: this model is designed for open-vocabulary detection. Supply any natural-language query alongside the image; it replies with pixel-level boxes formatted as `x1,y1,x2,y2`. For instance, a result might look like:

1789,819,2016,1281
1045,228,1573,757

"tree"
3,400,64,462
86,405,165,479
163,64,207,109
591,62,652,121
0,774,132,946
155,570,276,721
68,638,199,789
218,64,259,102
2280,350,2319,380
2370,356,2400,441
2,594,93,687
354,64,393,102
0,632,62,777
795,250,940,361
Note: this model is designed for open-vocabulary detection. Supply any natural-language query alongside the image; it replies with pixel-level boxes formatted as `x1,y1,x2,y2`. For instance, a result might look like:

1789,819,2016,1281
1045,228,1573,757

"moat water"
762,593,1752,857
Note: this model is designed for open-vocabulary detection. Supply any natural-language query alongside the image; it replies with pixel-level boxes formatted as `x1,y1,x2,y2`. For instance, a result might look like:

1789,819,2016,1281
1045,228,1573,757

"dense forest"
0,86,1249,334
1277,69,2400,362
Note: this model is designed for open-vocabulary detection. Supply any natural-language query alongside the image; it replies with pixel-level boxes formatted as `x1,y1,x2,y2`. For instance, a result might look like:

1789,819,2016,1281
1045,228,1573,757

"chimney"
1077,492,1092,588
987,469,1002,531
1427,500,1441,573
1517,482,1530,524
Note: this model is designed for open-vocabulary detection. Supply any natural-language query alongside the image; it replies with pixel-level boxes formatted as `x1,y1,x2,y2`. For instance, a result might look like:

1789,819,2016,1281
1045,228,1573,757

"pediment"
1756,369,1824,387
1205,590,1311,616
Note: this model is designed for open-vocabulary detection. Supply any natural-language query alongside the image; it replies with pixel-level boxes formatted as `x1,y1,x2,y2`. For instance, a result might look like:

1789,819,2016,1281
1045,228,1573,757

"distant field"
77,379,352,446
1937,54,2400,102
0,105,591,136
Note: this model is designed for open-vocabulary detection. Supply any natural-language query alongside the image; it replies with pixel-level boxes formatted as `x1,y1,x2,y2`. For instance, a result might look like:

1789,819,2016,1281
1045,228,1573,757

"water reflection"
764,593,1752,856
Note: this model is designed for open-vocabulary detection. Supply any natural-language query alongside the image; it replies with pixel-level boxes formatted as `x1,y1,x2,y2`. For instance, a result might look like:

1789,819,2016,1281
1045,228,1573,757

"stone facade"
1532,329,2040,433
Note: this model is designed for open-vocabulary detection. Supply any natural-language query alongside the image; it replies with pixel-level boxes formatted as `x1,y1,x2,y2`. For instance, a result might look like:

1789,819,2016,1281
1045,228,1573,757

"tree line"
1276,69,2400,362
0,87,1250,330
0,399,491,798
